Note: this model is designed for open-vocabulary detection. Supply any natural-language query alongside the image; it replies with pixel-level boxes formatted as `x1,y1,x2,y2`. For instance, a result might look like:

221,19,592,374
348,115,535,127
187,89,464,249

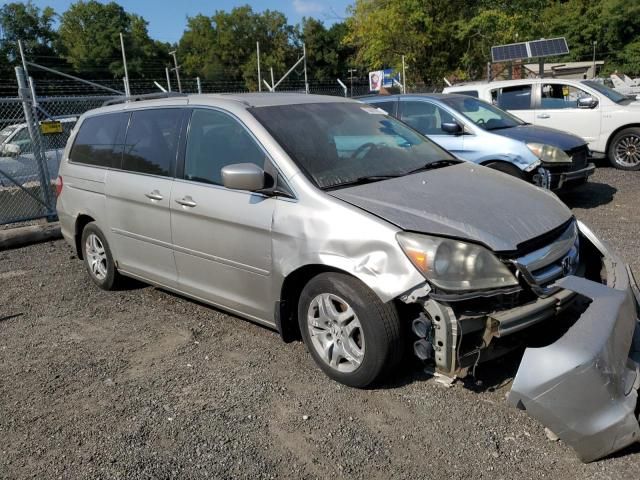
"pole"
592,41,597,79
15,66,54,217
197,77,202,94
348,68,356,97
257,41,262,92
303,43,309,94
18,40,29,77
165,67,172,92
169,50,182,93
26,61,123,95
270,67,275,91
119,33,130,97
487,62,491,82
402,55,406,93
337,78,348,97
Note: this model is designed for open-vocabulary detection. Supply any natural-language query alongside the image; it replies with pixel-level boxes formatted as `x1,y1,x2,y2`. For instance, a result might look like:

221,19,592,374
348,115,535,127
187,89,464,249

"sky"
27,0,352,44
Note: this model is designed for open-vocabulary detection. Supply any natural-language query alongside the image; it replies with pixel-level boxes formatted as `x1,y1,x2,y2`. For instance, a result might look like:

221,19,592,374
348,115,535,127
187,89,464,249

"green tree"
57,0,167,78
178,6,297,90
345,0,469,84
299,19,355,82
0,2,58,75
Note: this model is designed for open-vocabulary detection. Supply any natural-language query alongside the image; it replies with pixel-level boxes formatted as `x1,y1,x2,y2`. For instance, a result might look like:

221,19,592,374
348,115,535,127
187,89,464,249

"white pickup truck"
444,78,640,170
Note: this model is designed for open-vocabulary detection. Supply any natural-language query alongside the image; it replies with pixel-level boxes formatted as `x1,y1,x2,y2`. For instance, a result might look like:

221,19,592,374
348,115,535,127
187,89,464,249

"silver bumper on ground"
508,257,640,462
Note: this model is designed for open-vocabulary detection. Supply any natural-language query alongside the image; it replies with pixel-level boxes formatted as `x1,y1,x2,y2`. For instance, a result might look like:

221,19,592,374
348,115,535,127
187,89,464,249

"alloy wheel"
614,133,640,168
85,233,108,281
306,293,364,373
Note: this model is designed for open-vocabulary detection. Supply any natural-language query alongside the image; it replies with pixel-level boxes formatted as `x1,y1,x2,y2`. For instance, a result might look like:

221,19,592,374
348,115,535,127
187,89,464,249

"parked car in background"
361,93,594,190
0,117,76,187
444,78,640,170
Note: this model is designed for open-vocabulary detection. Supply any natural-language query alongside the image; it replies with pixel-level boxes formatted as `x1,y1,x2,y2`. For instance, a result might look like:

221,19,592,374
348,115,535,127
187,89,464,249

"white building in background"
523,60,605,79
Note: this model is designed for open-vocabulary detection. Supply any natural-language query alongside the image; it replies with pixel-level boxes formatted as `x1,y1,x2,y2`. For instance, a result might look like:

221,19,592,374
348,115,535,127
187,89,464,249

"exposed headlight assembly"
396,232,519,291
526,143,572,163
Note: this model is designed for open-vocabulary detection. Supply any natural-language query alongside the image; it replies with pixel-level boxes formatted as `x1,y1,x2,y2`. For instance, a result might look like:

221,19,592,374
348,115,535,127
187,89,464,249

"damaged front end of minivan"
400,220,640,462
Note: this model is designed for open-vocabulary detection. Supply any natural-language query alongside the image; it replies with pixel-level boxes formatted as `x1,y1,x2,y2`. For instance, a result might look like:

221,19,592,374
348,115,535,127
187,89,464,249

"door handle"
144,190,163,201
175,196,197,208
536,113,551,119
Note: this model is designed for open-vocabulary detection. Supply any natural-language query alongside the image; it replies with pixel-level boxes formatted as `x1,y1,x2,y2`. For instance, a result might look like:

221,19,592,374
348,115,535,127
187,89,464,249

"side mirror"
221,163,265,191
2,143,21,156
577,96,598,109
441,122,463,134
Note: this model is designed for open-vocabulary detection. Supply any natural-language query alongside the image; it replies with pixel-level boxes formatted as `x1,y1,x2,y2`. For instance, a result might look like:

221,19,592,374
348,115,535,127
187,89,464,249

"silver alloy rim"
306,293,364,373
85,233,108,281
614,134,640,167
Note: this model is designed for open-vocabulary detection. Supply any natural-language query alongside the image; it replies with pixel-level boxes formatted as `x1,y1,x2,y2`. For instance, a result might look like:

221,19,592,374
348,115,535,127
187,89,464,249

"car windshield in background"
250,102,455,190
442,96,523,131
581,80,630,104
0,127,16,144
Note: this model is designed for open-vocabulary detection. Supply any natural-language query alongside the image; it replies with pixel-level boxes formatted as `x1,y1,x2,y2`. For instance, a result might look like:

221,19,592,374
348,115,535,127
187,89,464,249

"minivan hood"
329,163,572,252
495,124,586,151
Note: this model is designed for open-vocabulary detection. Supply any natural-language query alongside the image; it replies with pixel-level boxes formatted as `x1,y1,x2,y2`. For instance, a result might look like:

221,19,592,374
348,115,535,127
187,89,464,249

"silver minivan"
56,93,640,462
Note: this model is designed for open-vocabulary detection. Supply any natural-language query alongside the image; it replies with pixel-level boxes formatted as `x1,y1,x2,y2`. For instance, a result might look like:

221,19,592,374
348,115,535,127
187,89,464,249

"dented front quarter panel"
508,222,640,462
271,174,425,304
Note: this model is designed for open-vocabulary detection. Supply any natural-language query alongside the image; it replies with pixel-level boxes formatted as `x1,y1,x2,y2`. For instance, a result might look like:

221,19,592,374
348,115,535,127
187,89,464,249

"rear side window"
370,100,396,115
70,113,128,168
492,85,532,110
122,109,183,177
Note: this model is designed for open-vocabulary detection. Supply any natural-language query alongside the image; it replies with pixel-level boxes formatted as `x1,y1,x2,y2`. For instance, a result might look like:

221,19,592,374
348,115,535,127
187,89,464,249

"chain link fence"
0,92,119,226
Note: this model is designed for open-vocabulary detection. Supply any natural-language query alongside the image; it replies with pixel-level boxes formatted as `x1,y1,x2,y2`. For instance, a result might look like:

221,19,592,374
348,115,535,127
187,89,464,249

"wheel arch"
74,214,95,259
605,123,640,156
276,264,359,343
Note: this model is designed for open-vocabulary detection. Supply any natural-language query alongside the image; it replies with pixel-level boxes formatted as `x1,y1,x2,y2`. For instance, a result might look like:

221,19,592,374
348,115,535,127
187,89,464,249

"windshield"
0,127,16,144
581,80,629,104
442,96,523,130
250,102,455,189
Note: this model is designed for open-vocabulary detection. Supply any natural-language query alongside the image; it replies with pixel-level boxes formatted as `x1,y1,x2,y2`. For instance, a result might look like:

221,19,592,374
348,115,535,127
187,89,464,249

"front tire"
297,273,404,388
81,222,121,290
608,128,640,170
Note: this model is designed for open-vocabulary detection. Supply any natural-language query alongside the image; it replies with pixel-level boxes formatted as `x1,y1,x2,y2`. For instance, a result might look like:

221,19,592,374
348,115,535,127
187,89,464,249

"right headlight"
526,142,572,163
396,232,519,291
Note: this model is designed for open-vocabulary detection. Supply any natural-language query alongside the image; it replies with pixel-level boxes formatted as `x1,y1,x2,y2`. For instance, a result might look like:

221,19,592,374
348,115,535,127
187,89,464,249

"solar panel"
528,37,569,58
491,42,529,62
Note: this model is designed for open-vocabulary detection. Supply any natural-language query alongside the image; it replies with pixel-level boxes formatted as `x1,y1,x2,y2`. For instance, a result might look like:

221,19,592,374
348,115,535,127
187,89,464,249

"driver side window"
184,109,265,186
540,84,591,109
399,100,456,135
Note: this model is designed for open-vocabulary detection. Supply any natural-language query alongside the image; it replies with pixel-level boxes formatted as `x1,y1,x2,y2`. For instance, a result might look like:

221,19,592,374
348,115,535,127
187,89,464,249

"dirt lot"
1,164,639,479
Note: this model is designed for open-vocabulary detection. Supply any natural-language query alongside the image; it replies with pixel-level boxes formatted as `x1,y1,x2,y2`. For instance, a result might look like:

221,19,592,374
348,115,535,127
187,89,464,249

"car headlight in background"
526,143,572,163
396,232,519,291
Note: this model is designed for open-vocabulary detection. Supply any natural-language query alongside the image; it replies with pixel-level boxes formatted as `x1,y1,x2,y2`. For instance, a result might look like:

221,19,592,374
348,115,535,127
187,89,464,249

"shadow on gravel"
559,181,617,209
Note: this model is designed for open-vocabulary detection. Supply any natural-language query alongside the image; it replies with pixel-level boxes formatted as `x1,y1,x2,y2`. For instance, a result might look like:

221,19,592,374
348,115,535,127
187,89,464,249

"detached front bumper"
535,163,596,190
508,249,640,462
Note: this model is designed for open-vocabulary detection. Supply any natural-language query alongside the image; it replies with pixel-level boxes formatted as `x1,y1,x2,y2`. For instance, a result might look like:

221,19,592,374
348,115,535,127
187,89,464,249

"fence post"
15,66,55,220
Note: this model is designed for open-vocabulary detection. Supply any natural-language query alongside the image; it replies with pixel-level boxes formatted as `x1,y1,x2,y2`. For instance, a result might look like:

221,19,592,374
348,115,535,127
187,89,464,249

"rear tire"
484,161,525,179
80,222,121,290
607,127,640,170
297,272,404,388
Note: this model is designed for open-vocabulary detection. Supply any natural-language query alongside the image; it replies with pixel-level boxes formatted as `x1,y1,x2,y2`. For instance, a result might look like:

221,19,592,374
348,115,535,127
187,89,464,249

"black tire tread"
298,272,403,388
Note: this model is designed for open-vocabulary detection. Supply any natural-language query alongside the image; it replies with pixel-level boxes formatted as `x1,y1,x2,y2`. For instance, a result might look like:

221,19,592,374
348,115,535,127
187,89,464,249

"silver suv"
56,93,640,462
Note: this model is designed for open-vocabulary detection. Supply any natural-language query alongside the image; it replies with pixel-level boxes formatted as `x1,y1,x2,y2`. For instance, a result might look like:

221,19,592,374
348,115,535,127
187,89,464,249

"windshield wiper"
402,159,462,175
324,174,401,190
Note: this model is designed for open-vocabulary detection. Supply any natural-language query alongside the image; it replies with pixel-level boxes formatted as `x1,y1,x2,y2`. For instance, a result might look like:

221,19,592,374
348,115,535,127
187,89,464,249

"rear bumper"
508,246,640,462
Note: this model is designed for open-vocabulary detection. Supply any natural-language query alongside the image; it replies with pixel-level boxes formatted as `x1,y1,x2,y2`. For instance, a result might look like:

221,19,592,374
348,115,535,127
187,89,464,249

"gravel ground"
1,165,639,479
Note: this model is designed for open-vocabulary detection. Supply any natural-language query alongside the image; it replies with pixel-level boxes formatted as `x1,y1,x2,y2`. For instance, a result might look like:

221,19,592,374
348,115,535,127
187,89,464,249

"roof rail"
102,92,188,106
